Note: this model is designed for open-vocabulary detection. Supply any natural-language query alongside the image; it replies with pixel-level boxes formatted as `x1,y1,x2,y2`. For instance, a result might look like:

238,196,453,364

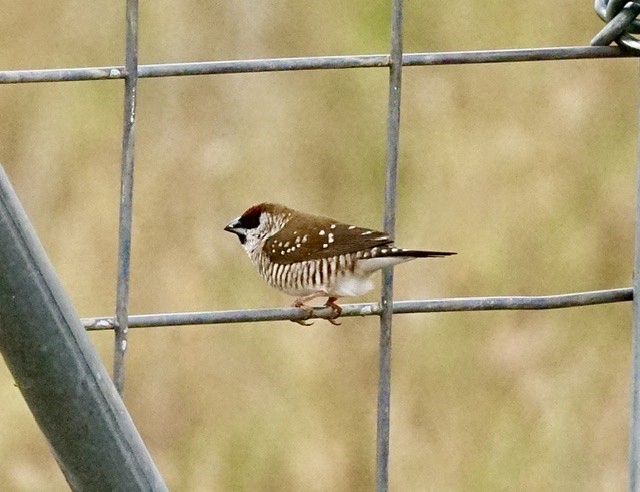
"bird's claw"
324,298,342,325
292,300,314,326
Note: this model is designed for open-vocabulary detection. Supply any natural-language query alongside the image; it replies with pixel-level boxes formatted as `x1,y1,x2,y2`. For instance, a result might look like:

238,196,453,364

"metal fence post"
0,165,166,490
629,64,640,492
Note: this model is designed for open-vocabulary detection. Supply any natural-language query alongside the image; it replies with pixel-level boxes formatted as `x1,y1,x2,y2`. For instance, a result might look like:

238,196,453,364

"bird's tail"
390,249,456,258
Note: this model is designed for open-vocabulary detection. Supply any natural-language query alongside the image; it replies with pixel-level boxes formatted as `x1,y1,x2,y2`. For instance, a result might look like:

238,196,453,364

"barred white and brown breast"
224,203,455,303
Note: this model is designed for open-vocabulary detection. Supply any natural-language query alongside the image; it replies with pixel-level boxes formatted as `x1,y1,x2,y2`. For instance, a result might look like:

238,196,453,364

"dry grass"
0,1,634,490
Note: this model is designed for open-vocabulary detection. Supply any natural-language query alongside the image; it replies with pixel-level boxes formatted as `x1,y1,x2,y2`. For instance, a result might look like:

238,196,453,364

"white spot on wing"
330,224,337,229
322,244,328,248
348,225,356,230
362,230,373,235
328,233,334,243
319,230,326,235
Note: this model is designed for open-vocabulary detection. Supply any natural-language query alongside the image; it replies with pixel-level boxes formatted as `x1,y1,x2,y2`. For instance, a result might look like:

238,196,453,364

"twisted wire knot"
592,0,640,52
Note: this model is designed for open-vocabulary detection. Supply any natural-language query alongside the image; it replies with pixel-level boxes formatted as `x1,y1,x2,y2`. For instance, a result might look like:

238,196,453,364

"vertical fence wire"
376,1,403,490
630,61,640,492
114,0,139,396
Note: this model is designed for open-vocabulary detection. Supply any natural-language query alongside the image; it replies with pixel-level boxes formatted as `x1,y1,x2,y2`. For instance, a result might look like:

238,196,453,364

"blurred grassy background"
0,1,635,490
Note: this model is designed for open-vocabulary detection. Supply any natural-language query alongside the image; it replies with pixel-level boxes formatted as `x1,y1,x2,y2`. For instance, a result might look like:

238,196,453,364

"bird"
224,203,455,325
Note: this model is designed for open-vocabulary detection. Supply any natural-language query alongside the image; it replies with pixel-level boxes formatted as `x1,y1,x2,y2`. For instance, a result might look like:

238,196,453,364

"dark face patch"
238,206,262,230
225,205,267,245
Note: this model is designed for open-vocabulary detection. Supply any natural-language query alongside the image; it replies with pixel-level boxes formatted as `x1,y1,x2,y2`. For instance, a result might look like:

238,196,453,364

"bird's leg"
324,297,343,325
292,292,325,326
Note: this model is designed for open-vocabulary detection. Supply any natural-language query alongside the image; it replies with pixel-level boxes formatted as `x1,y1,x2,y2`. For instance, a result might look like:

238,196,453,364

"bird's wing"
263,214,393,265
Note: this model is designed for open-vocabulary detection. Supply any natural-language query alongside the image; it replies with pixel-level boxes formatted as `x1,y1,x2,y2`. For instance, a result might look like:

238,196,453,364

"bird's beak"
224,218,243,234
224,217,247,243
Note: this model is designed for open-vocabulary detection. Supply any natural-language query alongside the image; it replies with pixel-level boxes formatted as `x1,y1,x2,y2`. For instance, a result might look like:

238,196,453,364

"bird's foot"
292,299,314,326
291,297,342,325
324,297,342,326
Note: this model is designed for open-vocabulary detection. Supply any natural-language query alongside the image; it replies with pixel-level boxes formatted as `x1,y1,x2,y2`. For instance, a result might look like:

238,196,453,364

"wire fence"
2,0,640,490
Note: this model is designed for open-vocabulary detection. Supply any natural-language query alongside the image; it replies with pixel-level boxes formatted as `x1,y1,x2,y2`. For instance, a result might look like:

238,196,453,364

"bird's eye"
239,208,262,230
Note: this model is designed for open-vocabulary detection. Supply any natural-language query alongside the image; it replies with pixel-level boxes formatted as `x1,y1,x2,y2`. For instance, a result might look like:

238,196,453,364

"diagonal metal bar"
378,1,403,490
0,165,166,490
114,0,139,396
81,288,633,329
0,46,631,84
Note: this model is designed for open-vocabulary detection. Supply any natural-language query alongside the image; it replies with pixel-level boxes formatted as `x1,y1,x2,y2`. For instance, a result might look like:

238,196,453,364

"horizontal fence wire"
0,46,632,84
81,288,633,329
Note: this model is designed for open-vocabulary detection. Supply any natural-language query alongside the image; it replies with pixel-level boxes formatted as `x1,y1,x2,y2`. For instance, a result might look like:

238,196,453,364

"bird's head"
224,203,291,253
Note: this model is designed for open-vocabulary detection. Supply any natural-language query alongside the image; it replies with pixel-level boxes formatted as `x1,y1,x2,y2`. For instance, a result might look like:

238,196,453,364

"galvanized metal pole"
377,1,403,491
629,64,640,492
114,0,139,395
0,165,166,490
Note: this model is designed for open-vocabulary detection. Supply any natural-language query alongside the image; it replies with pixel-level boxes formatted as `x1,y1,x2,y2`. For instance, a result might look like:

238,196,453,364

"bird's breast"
253,252,386,299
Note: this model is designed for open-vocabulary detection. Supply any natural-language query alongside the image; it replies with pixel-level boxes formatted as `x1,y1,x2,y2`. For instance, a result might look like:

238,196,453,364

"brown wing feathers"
263,208,455,264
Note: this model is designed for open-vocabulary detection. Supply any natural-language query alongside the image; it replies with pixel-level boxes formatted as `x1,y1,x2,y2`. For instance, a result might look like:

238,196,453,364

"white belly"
329,272,375,297
328,256,413,297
